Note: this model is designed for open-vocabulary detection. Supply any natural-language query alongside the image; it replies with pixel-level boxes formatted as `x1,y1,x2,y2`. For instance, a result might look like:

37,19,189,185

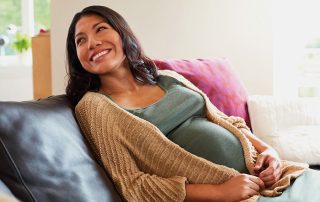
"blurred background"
1,0,320,101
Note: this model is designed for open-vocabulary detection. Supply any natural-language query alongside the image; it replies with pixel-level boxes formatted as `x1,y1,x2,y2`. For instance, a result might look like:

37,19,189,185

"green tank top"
126,75,249,173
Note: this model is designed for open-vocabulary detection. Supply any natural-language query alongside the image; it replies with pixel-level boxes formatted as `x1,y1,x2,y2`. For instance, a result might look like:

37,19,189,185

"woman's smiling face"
75,15,126,76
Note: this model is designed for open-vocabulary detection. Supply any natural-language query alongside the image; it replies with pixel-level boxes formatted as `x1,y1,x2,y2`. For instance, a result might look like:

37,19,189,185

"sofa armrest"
247,95,320,165
248,95,320,135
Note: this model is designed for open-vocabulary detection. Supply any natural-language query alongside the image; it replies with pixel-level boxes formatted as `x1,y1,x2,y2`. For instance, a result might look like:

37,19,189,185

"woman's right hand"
217,174,265,202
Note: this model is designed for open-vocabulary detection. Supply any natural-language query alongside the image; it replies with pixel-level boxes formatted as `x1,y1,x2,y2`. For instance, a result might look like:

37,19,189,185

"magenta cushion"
154,58,251,127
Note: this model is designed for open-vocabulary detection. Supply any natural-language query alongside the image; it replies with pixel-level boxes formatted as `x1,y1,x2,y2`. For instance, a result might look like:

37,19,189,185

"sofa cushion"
248,95,320,165
0,95,122,202
155,58,250,127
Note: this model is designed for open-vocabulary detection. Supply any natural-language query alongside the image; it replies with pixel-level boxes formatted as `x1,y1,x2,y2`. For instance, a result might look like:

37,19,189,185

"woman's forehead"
76,14,105,29
75,15,106,33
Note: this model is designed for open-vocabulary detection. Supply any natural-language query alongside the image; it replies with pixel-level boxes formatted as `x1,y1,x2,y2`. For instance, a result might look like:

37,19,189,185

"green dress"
121,75,320,201
126,75,249,174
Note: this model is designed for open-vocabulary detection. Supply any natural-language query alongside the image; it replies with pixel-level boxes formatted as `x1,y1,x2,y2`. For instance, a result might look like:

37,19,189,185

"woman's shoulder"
158,70,199,92
75,91,110,111
157,72,182,87
78,91,102,101
158,70,189,84
158,69,183,78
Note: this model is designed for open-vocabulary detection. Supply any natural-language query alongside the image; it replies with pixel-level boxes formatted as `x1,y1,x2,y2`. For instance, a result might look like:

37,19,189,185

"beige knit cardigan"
75,70,307,202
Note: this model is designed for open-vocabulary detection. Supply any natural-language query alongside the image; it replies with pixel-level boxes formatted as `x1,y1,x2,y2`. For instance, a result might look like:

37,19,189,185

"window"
0,0,22,56
273,0,320,97
298,39,320,97
34,0,51,33
0,0,50,57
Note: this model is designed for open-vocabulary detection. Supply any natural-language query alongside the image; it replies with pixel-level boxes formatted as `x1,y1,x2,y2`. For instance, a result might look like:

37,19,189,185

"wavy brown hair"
66,5,158,106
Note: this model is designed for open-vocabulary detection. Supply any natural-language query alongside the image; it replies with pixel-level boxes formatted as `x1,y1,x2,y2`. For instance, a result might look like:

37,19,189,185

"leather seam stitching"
0,137,37,202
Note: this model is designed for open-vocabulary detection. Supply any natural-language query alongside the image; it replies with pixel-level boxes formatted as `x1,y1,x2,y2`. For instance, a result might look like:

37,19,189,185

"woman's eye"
76,38,85,46
97,26,107,32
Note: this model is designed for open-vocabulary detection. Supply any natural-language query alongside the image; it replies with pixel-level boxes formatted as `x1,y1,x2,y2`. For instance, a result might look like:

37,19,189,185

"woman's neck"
99,66,142,96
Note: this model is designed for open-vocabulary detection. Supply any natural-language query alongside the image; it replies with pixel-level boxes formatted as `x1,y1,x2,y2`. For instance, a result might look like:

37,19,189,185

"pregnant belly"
167,116,249,173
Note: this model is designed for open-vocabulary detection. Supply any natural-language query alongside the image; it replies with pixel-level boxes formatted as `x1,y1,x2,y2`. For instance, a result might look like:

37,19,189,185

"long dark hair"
66,5,158,106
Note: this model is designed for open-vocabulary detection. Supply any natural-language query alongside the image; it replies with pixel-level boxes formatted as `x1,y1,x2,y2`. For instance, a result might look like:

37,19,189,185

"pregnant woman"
67,5,320,202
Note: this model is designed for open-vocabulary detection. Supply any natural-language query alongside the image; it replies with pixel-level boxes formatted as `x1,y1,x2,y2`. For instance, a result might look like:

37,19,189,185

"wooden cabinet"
31,34,52,99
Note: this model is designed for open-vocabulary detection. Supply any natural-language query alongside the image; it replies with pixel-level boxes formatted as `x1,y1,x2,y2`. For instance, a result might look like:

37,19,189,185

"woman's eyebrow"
92,21,105,29
75,21,106,38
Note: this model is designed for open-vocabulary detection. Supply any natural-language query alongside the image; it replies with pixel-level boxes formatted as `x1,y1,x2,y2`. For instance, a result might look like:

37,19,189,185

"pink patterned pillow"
154,58,251,127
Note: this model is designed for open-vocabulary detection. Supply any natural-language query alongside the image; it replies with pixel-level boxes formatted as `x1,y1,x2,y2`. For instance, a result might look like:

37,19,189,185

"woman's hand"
185,174,264,202
254,148,282,187
216,174,265,202
239,128,283,187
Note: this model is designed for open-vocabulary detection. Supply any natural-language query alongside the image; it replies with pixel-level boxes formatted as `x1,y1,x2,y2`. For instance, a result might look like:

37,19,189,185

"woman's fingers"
260,158,280,174
259,165,274,178
220,174,264,201
260,170,282,186
248,175,265,190
259,159,282,186
254,154,267,172
253,148,283,187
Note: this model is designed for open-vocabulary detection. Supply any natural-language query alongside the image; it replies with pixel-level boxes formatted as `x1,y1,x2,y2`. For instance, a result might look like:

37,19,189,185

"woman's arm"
185,174,265,202
241,128,282,187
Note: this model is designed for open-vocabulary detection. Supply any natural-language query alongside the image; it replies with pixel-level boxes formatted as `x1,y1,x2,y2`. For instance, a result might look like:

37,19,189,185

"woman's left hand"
254,148,282,187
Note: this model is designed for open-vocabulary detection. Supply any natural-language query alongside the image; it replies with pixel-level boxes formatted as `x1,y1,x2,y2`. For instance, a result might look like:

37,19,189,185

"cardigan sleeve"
75,98,188,202
98,136,188,202
103,147,188,202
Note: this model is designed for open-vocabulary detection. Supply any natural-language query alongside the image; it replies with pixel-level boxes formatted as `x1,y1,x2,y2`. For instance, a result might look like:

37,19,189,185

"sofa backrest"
155,58,251,127
0,95,122,202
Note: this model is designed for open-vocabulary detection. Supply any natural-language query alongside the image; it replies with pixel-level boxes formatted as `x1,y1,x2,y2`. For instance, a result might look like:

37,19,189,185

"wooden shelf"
32,34,52,99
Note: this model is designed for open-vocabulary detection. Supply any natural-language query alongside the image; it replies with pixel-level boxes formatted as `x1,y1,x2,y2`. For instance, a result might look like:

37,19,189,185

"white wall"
51,0,273,95
0,64,33,101
0,54,33,101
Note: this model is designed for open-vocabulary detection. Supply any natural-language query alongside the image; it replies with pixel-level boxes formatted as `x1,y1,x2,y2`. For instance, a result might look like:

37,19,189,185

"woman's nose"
88,37,102,49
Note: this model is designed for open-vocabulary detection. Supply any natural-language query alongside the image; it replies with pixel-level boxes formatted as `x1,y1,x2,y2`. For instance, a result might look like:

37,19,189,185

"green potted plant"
11,32,31,54
11,32,31,65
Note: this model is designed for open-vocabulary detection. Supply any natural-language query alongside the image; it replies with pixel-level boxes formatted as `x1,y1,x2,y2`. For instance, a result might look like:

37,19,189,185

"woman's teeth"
92,49,110,61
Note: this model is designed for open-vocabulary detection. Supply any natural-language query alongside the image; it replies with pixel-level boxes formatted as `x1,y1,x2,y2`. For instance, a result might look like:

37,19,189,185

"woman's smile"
90,48,111,62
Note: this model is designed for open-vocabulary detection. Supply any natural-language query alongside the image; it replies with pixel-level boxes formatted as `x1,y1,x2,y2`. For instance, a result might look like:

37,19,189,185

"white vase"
18,50,32,66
